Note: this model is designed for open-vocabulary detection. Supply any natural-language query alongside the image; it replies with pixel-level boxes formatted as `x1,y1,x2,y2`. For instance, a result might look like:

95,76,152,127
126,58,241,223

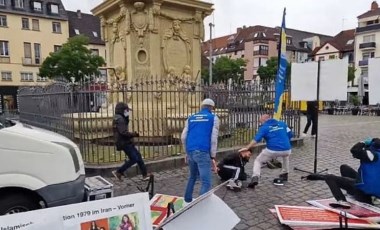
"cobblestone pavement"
106,115,380,229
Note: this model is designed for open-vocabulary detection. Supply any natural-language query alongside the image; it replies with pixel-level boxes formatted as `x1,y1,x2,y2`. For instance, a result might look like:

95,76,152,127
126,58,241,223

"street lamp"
209,22,214,85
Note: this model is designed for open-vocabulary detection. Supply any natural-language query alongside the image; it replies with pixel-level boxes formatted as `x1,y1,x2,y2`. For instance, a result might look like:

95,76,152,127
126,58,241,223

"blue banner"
273,8,288,120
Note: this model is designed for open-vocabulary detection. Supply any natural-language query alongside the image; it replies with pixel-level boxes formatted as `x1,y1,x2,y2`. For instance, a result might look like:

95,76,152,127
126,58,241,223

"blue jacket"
356,150,380,197
254,119,292,151
181,108,219,157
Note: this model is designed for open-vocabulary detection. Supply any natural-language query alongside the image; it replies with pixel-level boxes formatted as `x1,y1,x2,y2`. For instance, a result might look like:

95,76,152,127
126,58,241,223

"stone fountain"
68,0,229,142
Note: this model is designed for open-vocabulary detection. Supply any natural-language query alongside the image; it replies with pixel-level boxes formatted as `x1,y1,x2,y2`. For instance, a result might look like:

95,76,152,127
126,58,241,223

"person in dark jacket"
217,148,251,190
307,138,380,209
112,102,149,181
302,101,318,137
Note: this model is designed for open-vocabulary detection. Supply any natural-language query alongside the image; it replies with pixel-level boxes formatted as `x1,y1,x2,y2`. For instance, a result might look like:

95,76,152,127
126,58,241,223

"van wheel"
0,194,40,215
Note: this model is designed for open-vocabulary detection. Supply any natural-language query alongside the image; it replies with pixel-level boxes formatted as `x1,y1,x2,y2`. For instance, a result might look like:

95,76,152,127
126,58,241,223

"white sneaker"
301,133,308,138
311,135,316,138
226,180,242,191
183,199,194,207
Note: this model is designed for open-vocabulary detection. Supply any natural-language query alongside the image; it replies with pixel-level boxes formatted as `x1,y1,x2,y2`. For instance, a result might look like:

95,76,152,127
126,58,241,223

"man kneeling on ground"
245,114,293,188
217,148,252,191
307,138,380,209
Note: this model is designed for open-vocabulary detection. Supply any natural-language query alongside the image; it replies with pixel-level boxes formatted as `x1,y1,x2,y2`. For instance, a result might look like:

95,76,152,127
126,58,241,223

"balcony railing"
356,24,380,33
359,59,369,66
253,50,269,56
359,42,376,49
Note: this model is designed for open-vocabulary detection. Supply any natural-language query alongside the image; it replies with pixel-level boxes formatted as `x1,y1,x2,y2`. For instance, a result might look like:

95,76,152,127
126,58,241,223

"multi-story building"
354,1,380,97
67,10,106,82
203,25,332,81
0,0,68,112
311,29,355,64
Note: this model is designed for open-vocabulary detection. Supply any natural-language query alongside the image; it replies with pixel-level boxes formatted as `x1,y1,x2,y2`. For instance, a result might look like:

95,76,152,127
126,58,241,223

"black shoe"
272,159,283,168
273,178,285,186
329,200,351,209
248,176,259,188
306,173,326,181
266,161,277,169
279,173,288,181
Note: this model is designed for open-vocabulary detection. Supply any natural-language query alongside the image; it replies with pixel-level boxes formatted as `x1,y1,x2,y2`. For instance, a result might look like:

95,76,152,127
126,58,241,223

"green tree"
39,35,106,82
202,56,247,83
257,57,291,81
348,66,356,83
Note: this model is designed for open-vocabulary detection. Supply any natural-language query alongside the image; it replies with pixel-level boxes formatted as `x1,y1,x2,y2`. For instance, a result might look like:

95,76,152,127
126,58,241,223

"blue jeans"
117,145,147,177
184,150,212,202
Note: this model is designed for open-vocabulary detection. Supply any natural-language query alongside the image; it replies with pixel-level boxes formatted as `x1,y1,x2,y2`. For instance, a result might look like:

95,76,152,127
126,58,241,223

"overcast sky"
62,0,376,38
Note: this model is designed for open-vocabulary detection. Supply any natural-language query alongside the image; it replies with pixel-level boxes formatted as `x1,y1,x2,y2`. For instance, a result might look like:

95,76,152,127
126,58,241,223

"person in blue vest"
245,114,293,188
307,138,380,209
181,98,220,203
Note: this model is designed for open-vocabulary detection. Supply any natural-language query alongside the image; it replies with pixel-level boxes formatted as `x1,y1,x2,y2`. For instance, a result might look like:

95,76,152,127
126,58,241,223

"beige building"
203,25,332,81
0,0,69,112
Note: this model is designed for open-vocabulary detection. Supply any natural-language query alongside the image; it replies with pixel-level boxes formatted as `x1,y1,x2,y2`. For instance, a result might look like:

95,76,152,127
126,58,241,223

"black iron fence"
17,77,301,165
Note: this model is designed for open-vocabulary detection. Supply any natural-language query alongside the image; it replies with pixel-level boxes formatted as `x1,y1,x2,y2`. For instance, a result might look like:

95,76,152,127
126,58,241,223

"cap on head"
201,98,215,107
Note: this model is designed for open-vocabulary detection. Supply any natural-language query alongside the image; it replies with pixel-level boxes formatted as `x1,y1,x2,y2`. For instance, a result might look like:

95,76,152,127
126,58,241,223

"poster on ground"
156,181,240,230
150,194,186,227
307,198,380,222
0,193,152,230
275,205,380,229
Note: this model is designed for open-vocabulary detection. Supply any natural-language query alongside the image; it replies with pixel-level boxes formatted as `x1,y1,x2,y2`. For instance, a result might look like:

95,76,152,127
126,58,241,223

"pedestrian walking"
181,98,220,203
245,114,293,188
112,102,149,181
302,101,318,138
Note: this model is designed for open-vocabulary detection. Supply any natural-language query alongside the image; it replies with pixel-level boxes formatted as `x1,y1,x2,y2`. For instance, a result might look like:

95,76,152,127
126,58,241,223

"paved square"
107,115,380,229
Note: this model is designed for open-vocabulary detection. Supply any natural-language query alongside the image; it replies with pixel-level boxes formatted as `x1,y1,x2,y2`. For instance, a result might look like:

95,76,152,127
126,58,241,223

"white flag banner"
369,58,380,105
320,58,348,101
291,62,318,101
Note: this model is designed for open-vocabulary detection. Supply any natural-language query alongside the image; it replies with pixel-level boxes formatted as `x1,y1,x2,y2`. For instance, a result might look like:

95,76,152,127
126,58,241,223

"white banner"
369,58,380,105
291,59,348,101
320,58,348,101
291,62,318,101
0,193,152,230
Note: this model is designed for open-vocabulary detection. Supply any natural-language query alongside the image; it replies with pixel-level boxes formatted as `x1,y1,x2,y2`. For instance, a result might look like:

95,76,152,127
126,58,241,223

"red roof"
202,34,236,55
312,29,355,55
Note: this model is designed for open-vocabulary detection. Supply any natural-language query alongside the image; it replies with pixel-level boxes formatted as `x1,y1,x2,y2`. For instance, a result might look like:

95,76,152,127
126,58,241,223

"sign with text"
0,193,152,230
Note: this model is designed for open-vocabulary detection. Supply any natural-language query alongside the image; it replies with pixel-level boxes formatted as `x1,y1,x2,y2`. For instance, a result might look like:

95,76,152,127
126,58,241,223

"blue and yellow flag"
273,8,288,120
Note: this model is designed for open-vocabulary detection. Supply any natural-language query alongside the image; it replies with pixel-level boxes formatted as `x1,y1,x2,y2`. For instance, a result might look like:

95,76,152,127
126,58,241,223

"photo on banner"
369,58,380,105
0,193,152,230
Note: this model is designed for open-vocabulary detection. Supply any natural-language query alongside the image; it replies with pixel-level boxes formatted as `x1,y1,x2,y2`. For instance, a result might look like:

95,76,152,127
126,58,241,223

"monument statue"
75,0,216,142
131,1,153,46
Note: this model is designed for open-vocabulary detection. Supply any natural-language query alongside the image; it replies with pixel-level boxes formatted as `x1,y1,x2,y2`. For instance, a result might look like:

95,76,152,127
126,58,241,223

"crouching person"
307,138,380,209
217,148,252,191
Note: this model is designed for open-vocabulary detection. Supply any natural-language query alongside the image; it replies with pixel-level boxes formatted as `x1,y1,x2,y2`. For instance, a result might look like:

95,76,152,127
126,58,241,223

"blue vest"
185,108,215,154
356,151,380,198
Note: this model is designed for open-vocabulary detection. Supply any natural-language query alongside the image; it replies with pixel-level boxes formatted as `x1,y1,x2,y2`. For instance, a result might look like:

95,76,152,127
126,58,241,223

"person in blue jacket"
245,114,293,188
307,138,380,209
181,98,220,203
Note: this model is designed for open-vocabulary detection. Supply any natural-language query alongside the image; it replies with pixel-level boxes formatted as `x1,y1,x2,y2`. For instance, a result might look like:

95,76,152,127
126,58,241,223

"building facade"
203,25,332,81
354,1,380,98
67,10,106,82
0,0,68,112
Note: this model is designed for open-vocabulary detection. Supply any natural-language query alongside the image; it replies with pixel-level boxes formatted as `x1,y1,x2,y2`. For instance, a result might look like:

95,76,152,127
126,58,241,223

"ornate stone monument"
76,0,215,140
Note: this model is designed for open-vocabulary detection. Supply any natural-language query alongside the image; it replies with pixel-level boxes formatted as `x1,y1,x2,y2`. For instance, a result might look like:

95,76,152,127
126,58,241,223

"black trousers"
303,114,317,135
218,166,247,181
324,164,372,204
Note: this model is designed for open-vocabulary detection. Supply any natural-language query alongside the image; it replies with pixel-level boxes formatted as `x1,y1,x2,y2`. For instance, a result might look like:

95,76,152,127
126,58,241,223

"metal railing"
17,77,301,165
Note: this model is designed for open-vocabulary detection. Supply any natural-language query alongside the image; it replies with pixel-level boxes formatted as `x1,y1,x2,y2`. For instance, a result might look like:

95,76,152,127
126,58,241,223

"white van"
0,118,85,215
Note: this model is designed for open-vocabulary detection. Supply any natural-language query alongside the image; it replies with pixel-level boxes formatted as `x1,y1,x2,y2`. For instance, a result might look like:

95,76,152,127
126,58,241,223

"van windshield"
0,118,14,130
